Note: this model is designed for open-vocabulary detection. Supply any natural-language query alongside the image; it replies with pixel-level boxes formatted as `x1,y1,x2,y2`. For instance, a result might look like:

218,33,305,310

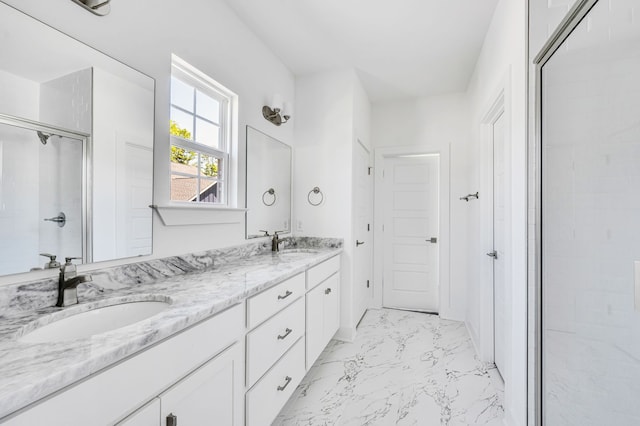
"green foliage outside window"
170,120,218,177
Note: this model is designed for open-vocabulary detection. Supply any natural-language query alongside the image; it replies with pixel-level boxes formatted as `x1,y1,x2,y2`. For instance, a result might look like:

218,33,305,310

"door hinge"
367,280,370,288
367,223,370,231
368,166,373,175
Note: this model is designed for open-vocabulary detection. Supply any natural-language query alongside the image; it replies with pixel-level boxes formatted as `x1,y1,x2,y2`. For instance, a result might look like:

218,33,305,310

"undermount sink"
18,299,171,343
277,249,321,259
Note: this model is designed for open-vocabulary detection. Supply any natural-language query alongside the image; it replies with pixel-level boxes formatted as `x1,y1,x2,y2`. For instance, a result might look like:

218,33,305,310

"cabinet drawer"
247,272,305,329
306,255,340,290
246,297,304,387
245,338,305,426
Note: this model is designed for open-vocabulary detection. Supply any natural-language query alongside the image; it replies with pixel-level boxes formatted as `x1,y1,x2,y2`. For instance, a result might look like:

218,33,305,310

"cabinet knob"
166,413,178,426
325,288,332,295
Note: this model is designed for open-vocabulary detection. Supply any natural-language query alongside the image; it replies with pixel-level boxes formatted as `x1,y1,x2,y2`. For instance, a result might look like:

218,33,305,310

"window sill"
150,204,246,226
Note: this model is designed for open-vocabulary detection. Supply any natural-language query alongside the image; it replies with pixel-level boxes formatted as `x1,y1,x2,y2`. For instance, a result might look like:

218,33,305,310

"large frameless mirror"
0,3,155,276
539,0,640,423
245,126,291,238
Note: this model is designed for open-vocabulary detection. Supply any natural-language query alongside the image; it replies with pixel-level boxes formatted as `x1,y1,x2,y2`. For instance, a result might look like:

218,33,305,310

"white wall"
371,93,469,321
465,0,528,424
0,70,40,121
293,69,371,338
0,0,296,285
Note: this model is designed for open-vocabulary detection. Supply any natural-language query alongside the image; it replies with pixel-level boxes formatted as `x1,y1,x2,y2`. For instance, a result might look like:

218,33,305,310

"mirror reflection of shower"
0,114,87,275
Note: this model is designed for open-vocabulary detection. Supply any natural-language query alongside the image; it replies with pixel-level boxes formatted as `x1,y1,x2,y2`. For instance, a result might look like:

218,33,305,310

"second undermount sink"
18,298,171,344
277,249,321,259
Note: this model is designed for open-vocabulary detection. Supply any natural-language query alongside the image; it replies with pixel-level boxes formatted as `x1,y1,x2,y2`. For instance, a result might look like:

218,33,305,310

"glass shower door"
0,119,85,275
541,0,640,424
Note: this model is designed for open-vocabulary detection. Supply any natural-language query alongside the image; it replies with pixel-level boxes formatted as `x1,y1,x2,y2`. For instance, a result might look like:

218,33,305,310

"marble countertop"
0,243,342,420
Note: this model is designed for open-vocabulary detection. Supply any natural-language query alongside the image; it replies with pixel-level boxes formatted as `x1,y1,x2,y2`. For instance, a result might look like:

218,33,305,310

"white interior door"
382,155,439,312
491,112,507,378
354,141,373,324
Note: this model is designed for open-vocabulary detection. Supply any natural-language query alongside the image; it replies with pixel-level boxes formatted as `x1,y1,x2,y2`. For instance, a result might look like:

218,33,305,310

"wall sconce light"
262,95,291,126
70,0,111,16
262,106,290,126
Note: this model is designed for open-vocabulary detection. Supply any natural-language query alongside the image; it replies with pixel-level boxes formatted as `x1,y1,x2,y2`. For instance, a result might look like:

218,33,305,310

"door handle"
427,237,438,243
325,288,332,295
486,250,498,259
356,240,365,247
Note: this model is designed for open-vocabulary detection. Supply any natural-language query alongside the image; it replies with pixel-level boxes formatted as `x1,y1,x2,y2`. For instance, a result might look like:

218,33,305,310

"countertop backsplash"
0,236,343,318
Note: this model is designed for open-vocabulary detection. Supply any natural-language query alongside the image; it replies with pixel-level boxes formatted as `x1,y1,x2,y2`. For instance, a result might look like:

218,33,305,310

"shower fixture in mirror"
0,2,154,276
245,126,291,239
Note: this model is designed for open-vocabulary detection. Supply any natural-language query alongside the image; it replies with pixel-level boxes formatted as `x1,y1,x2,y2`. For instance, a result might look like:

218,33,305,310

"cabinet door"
117,399,160,426
306,283,325,370
322,273,340,347
160,343,243,426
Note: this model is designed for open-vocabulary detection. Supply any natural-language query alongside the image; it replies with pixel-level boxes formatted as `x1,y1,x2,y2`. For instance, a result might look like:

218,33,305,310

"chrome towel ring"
308,187,324,206
262,188,276,206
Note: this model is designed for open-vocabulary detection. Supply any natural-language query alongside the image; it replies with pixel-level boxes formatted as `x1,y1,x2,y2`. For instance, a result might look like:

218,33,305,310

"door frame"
353,138,373,324
373,144,451,318
478,72,511,367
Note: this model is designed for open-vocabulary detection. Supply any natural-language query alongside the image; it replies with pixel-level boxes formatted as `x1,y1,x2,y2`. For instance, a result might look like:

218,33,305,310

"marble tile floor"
275,308,504,426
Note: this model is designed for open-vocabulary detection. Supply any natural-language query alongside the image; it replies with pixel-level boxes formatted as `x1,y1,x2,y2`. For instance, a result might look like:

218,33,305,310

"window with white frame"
169,58,234,205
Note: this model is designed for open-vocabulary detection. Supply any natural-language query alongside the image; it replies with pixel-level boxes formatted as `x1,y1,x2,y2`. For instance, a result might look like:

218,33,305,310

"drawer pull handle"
277,328,293,340
278,290,293,300
325,288,332,295
277,376,292,391
166,413,178,426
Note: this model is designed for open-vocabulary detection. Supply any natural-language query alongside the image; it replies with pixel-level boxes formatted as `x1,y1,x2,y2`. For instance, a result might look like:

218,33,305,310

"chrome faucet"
56,257,95,307
271,232,285,252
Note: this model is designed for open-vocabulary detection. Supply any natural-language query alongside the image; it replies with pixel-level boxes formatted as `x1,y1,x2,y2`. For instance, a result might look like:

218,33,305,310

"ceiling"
221,0,499,101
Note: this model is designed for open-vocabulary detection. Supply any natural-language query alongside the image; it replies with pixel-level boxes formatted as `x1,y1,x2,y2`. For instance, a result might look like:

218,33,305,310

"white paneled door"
382,155,439,312
354,141,373,324
491,112,507,379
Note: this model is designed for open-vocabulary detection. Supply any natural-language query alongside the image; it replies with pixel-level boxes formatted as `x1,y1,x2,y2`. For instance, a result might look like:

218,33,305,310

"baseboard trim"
334,326,357,342
503,407,521,426
465,321,485,363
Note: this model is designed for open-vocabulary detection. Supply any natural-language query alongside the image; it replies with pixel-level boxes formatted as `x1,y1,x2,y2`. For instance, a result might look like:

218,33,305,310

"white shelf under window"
150,204,246,226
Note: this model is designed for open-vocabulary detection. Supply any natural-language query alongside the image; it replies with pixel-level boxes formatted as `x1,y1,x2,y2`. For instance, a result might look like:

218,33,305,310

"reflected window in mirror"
170,56,236,205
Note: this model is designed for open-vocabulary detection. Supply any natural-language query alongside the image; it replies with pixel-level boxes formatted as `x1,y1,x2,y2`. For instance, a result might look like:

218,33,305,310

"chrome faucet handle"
259,230,271,237
64,256,82,264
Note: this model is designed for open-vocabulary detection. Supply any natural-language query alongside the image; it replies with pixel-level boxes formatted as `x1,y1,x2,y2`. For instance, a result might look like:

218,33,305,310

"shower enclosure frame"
531,0,601,424
0,112,93,266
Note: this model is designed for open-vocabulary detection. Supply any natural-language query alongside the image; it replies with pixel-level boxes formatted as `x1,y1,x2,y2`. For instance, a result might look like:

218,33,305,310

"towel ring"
262,188,276,206
308,187,324,206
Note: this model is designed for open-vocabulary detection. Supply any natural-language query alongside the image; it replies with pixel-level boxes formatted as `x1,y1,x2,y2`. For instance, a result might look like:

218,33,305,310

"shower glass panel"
541,0,640,424
0,120,85,275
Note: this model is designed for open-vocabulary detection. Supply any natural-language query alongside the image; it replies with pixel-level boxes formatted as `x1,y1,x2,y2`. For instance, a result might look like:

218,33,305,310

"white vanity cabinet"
119,343,243,426
244,273,307,426
4,304,244,426
2,252,343,426
305,258,340,369
244,255,341,426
